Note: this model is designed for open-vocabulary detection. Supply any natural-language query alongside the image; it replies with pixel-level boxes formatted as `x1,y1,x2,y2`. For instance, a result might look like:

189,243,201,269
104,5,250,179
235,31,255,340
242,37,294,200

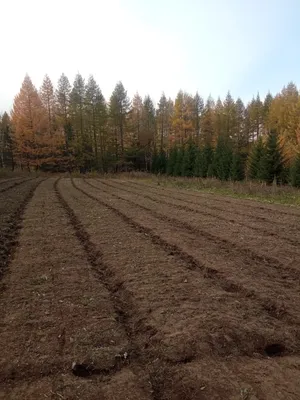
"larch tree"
56,73,72,147
193,92,204,145
85,75,107,170
40,74,55,135
157,93,168,150
200,96,215,145
141,95,156,169
130,92,143,147
70,73,90,168
11,74,47,168
0,112,14,169
109,81,130,161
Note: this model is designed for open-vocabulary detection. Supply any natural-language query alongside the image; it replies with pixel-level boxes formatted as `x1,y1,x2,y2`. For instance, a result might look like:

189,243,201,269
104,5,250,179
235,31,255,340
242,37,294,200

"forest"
1,74,300,186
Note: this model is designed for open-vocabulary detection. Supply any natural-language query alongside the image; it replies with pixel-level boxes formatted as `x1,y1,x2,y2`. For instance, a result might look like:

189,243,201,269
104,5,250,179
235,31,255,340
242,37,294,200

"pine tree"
167,146,178,175
291,153,300,187
260,130,284,184
181,139,196,177
248,136,265,180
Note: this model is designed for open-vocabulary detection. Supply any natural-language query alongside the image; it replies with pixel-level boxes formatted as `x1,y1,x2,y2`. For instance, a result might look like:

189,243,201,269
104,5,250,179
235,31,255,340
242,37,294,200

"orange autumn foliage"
11,75,69,170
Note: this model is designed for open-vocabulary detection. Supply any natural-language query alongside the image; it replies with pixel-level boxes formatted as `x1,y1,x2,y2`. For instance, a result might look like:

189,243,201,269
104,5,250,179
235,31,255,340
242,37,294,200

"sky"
0,0,299,112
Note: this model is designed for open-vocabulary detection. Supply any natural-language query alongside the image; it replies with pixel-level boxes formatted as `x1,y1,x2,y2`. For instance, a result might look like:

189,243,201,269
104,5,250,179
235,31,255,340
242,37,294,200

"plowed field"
1,177,300,400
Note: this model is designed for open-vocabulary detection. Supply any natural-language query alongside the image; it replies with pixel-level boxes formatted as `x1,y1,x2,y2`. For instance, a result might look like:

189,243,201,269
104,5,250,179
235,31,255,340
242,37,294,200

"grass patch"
110,174,300,207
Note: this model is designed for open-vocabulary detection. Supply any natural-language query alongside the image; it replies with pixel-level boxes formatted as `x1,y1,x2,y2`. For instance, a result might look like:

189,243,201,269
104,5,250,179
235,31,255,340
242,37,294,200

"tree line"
0,74,300,186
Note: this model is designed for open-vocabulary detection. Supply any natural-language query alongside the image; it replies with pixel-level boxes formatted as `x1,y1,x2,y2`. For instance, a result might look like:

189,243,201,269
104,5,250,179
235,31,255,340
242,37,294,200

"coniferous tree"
248,136,265,180
291,153,300,187
260,130,284,184
193,147,202,177
213,135,232,180
0,113,14,169
85,75,107,170
230,152,245,181
201,143,214,177
40,74,55,134
167,146,178,175
109,81,130,164
181,139,196,176
157,149,167,173
174,146,184,176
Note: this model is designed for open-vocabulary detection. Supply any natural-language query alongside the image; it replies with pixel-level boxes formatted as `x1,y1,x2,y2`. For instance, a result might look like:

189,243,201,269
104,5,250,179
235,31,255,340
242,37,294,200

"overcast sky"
1,0,299,112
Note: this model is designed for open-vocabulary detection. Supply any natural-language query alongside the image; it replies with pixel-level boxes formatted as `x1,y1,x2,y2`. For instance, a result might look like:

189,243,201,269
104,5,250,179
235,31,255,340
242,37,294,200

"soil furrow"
124,180,300,239
55,178,155,399
0,178,151,400
0,178,43,281
130,179,300,219
91,179,299,276
81,182,299,325
0,177,34,194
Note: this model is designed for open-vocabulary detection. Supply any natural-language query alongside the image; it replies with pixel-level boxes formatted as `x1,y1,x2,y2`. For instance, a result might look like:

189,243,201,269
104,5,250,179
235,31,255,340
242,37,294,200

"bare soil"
1,177,300,399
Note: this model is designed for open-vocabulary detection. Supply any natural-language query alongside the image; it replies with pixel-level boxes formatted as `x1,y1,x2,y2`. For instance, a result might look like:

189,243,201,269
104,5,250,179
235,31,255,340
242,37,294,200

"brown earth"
0,177,300,399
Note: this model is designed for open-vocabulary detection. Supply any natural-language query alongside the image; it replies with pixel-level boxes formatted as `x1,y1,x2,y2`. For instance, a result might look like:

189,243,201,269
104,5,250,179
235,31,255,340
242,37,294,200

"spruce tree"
207,163,214,178
157,150,167,173
174,147,184,176
167,147,178,175
182,139,196,177
260,130,284,184
151,148,158,173
291,153,300,187
213,136,232,180
193,147,202,177
201,144,214,177
230,152,245,181
248,136,265,180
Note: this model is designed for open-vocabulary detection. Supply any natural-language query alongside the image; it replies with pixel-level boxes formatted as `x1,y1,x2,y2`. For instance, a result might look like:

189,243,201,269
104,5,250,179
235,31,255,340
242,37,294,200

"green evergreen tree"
182,139,196,176
207,163,214,178
151,148,159,173
201,144,214,177
248,136,265,180
290,153,300,187
260,130,284,184
193,147,202,177
213,136,233,180
167,146,178,175
230,152,245,181
174,147,184,176
157,150,167,173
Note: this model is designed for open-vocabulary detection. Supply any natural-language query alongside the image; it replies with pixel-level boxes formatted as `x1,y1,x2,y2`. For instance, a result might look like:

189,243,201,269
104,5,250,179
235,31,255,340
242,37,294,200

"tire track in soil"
55,179,156,400
0,177,35,194
93,179,299,277
0,178,43,281
77,179,300,327
130,179,300,220
125,180,300,241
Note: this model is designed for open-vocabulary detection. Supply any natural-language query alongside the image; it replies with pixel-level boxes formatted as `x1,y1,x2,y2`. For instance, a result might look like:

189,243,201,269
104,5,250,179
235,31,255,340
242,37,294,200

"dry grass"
108,174,300,207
